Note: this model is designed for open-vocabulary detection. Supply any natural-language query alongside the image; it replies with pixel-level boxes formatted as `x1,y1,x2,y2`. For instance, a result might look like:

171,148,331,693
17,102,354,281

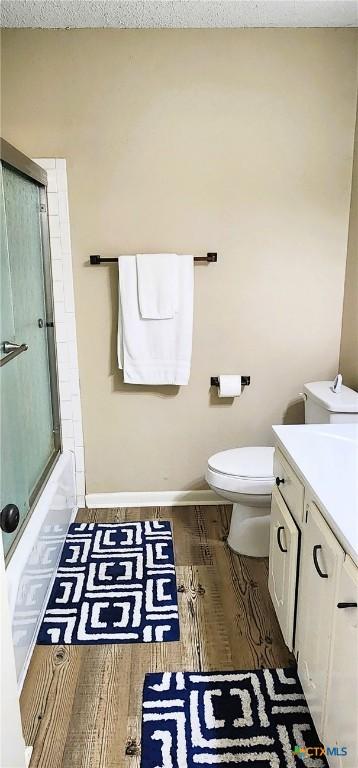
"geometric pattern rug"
141,668,328,766
37,520,179,645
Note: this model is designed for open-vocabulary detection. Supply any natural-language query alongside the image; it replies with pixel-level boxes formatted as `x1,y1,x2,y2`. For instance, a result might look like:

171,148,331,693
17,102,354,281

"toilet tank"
304,380,358,424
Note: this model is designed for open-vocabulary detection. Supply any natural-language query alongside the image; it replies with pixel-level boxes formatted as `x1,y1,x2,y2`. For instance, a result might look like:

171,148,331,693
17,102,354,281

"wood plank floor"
20,505,295,768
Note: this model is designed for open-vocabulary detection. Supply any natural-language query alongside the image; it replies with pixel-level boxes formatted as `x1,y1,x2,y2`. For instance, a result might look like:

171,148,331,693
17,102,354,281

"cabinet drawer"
273,449,304,524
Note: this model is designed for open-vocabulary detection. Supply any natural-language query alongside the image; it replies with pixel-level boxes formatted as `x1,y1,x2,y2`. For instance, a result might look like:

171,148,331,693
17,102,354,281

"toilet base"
227,502,270,557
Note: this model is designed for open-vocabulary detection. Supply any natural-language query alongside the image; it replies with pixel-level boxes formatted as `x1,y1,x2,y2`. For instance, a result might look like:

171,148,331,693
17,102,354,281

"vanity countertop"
272,423,358,565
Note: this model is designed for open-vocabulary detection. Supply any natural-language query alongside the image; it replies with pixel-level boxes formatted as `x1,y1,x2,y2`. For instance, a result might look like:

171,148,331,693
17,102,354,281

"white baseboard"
85,490,226,508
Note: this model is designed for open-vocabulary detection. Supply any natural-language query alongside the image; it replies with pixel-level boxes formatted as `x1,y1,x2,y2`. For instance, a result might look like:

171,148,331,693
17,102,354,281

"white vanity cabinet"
269,433,358,767
296,500,344,737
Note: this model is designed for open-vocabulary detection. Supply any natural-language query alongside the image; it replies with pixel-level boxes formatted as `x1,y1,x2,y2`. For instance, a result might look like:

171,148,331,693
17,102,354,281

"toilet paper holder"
211,376,251,388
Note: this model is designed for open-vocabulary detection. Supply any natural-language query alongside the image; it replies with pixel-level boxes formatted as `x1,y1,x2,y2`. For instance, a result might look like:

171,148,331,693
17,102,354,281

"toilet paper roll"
218,375,243,398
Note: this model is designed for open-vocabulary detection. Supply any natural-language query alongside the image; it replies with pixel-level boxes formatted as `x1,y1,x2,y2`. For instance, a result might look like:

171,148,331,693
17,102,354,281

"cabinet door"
268,487,299,651
297,501,344,739
323,556,358,768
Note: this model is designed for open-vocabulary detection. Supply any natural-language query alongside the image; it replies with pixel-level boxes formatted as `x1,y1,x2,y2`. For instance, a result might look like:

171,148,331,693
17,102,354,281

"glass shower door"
0,168,29,556
0,155,60,559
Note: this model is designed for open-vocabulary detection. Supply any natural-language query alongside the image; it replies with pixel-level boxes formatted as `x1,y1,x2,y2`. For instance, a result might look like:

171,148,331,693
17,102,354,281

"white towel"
136,253,178,319
117,255,193,385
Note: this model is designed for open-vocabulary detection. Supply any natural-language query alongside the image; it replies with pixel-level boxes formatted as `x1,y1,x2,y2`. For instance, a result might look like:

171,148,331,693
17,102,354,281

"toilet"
206,446,275,557
206,379,358,557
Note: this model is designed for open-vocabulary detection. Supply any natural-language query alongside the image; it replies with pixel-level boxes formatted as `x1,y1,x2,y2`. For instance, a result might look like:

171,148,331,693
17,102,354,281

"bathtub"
5,450,77,691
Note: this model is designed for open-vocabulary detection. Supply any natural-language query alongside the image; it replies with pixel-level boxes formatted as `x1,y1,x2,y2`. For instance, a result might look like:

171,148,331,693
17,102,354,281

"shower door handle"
1,504,20,533
0,341,28,367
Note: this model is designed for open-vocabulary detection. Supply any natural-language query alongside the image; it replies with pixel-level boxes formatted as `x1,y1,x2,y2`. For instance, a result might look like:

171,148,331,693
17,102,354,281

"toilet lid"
208,447,274,480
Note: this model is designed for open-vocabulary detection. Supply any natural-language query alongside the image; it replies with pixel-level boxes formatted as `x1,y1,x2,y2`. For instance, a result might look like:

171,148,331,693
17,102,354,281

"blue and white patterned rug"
141,668,328,766
37,521,179,645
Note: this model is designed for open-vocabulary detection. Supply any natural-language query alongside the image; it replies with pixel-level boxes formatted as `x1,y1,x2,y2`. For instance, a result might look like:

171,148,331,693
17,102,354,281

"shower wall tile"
64,288,75,314
74,447,85,472
72,394,82,422
71,378,81,398
75,472,85,496
55,322,67,343
35,158,86,507
53,280,65,303
74,420,84,447
46,171,58,194
60,400,73,420
47,192,59,216
59,381,72,402
68,340,78,371
50,236,62,260
63,443,75,455
63,267,75,312
58,365,71,384
54,301,66,323
52,260,63,282
37,158,55,170
62,420,74,438
65,315,76,342
61,235,71,256
62,436,75,452
58,367,71,385
48,214,60,237
56,341,69,366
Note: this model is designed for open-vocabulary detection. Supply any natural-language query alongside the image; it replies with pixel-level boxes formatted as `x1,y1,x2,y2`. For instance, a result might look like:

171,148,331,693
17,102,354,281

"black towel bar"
90,253,217,265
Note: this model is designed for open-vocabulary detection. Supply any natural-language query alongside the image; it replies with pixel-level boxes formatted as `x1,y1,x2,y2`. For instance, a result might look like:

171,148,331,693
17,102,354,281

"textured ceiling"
1,1,357,29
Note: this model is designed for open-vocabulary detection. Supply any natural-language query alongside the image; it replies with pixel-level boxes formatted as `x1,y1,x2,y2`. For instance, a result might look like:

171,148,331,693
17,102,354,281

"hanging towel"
117,260,124,369
136,253,178,319
117,255,193,385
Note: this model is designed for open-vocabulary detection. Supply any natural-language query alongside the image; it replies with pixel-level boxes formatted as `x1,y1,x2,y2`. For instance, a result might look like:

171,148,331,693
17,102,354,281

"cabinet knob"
337,602,357,609
275,477,285,486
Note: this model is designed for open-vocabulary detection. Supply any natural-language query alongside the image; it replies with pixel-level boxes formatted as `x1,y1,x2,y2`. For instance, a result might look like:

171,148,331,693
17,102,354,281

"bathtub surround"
2,29,357,493
0,545,27,768
141,668,326,768
37,520,179,645
35,159,86,506
6,451,76,688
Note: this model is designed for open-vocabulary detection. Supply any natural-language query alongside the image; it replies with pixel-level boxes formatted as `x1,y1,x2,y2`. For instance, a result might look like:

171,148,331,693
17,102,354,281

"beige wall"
340,112,358,390
1,29,357,493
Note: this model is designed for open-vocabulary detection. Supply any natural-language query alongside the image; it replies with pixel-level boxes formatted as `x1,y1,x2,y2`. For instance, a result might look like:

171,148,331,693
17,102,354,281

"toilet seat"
206,446,275,496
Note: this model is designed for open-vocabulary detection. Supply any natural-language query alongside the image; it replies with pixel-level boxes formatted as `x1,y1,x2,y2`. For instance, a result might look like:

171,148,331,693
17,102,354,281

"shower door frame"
1,138,62,561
